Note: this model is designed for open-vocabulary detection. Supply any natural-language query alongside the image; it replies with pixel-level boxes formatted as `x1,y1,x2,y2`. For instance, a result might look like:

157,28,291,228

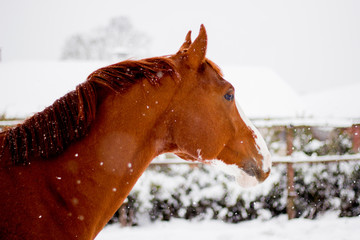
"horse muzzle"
241,155,271,184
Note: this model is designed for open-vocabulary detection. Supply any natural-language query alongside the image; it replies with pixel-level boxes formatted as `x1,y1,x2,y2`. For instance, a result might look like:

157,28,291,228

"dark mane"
0,57,178,165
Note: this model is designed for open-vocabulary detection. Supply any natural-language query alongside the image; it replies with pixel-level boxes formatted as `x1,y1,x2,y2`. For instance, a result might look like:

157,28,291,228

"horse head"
167,25,271,187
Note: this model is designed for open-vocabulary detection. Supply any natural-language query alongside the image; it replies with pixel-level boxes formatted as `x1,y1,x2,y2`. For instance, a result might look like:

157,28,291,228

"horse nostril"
242,158,271,183
242,160,262,178
243,166,256,177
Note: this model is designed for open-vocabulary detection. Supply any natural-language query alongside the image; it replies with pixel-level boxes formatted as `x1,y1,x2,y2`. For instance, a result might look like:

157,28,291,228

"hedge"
108,161,360,226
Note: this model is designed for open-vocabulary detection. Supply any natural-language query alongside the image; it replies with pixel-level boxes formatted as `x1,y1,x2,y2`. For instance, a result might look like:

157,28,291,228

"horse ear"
178,31,192,52
187,24,207,68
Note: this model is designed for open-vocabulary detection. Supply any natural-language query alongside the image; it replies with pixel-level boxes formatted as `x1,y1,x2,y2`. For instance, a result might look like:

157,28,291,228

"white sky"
0,0,359,94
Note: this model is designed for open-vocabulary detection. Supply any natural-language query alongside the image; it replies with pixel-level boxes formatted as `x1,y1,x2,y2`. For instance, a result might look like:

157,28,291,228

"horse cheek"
187,115,227,159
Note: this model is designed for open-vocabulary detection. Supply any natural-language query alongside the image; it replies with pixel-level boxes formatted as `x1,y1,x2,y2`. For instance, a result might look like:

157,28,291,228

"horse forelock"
0,56,179,165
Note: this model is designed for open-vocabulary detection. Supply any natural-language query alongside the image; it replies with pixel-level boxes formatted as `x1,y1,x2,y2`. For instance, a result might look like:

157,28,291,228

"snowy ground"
96,213,360,240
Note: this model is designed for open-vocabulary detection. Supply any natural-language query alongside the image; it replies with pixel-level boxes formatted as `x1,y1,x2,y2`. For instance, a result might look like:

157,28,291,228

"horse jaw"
209,159,259,188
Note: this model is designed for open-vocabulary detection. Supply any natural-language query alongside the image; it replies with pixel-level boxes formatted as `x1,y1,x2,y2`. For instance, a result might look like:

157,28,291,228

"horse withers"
0,25,270,240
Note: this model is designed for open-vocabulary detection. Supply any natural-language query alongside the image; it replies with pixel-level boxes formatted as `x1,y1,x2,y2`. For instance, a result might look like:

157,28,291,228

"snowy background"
1,0,360,95
95,215,360,240
1,61,360,119
1,0,360,239
1,0,360,119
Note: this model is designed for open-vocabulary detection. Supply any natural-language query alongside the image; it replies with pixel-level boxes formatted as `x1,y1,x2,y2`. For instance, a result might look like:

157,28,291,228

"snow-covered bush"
108,161,360,225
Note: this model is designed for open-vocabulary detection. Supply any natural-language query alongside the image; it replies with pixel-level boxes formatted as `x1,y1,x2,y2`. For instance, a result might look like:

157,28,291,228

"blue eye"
224,93,234,101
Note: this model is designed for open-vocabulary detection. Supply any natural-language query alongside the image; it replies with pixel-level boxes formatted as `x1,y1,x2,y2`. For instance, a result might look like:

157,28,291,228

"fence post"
286,126,296,220
352,124,360,153
119,204,127,227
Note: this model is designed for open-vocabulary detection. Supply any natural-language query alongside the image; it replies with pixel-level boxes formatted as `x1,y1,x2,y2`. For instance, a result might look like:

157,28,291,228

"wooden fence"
150,154,360,222
253,120,360,220
147,119,360,222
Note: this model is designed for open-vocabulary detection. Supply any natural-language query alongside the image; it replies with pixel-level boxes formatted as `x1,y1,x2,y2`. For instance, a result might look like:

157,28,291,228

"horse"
0,25,271,240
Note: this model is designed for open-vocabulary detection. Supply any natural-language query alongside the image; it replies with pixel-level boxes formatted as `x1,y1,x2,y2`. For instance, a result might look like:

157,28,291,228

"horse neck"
47,76,177,238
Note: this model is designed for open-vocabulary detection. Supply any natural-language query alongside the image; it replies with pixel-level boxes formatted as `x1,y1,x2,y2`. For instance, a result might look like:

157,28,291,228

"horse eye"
224,93,234,101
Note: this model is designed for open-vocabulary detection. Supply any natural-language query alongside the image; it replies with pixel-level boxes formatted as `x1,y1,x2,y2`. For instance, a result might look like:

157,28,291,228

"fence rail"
0,120,22,127
151,154,360,165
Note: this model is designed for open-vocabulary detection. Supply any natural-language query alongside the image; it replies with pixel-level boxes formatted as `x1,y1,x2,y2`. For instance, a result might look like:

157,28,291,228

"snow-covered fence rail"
272,154,360,164
251,117,360,128
0,119,22,128
151,154,360,165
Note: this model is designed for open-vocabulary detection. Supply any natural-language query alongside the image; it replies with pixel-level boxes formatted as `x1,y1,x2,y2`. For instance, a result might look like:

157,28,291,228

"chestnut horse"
0,25,271,240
